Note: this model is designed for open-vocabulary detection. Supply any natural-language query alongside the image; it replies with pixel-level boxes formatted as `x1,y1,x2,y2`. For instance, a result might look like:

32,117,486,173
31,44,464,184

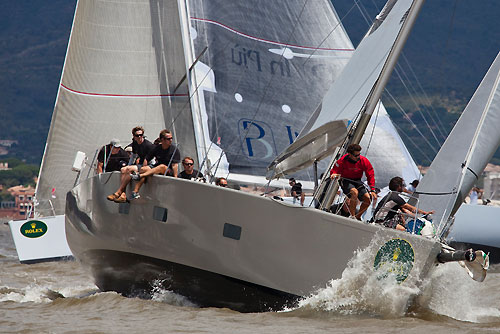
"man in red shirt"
330,143,377,220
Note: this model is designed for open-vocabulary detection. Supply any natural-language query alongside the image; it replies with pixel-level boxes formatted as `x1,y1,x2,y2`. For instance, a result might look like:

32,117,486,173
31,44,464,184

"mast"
350,0,425,146
177,0,206,171
318,0,426,209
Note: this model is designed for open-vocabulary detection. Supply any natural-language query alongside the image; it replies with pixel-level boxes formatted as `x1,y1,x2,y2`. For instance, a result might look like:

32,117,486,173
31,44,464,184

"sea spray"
296,236,421,317
417,262,500,322
150,278,197,307
0,283,63,303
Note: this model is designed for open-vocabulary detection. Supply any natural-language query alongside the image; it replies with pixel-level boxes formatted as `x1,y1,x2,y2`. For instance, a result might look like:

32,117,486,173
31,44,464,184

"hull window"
153,206,168,222
118,203,130,215
223,223,242,240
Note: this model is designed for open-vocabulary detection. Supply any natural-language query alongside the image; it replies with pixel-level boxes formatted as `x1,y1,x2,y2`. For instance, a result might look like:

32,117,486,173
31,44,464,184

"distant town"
0,157,38,222
0,140,18,157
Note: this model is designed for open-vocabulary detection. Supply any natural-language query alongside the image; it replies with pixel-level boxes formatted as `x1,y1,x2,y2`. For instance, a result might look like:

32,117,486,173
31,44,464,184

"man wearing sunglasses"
330,143,376,220
107,126,154,203
179,156,204,181
128,129,181,199
129,126,155,166
215,177,228,187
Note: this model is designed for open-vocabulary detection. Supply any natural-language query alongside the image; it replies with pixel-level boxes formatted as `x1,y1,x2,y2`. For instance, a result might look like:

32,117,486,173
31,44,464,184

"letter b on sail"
238,119,277,160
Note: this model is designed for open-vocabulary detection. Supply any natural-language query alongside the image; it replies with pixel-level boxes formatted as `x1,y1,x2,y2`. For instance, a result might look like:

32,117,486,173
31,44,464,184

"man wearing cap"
289,178,305,206
96,139,129,174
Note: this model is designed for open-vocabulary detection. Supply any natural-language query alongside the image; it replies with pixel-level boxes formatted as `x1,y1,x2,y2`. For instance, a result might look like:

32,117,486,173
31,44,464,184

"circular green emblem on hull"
20,220,48,238
374,238,414,283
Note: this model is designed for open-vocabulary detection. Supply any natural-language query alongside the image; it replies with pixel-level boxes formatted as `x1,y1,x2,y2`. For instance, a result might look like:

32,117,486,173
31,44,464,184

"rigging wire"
354,0,454,162
438,0,460,98
390,121,434,164
391,66,443,147
354,0,376,28
401,54,449,138
383,89,439,156
395,58,448,142
363,100,382,155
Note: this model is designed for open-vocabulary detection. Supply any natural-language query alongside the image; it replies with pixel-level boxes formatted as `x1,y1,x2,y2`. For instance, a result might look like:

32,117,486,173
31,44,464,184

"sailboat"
39,0,490,312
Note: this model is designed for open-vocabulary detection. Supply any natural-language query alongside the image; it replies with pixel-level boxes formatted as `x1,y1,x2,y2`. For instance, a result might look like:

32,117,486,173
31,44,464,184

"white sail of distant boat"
414,52,500,235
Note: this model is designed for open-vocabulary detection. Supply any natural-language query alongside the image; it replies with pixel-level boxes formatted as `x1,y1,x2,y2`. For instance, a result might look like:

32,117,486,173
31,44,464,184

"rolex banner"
8,215,73,263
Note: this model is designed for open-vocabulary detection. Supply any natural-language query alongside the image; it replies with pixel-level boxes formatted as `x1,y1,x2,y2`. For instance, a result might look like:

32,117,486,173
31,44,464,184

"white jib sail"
415,52,500,234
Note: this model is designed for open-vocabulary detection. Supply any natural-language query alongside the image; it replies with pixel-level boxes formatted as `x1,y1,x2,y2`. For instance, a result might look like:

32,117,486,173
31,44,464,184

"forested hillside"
0,1,76,162
0,0,499,165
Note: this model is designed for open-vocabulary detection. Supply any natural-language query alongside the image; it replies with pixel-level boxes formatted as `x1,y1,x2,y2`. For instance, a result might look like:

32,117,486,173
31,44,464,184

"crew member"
330,143,376,220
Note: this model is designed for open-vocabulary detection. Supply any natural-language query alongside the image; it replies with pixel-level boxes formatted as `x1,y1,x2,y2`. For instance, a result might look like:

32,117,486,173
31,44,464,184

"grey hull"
66,173,442,312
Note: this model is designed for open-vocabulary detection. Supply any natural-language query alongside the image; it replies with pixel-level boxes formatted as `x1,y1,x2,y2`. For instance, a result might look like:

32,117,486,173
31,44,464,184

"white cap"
110,138,121,147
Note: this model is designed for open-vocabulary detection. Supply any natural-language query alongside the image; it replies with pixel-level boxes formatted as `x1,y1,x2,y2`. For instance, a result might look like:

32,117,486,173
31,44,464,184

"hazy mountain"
335,0,500,164
0,0,499,165
0,0,76,162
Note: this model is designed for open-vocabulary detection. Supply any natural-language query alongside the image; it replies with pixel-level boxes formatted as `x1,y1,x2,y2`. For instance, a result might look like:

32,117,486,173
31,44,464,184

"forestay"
36,0,195,215
414,52,500,234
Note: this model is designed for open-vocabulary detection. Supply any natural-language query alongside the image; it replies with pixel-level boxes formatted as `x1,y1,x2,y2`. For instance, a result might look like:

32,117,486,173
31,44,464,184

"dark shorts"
376,217,401,229
340,178,368,200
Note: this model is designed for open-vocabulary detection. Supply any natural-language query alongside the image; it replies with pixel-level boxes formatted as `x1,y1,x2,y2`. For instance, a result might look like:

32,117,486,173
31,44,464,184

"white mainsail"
415,52,500,234
36,0,196,215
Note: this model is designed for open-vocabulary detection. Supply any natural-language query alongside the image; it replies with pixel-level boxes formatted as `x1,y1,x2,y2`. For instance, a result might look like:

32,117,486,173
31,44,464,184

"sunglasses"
162,137,173,140
134,133,144,137
183,162,194,166
350,153,361,157
220,183,227,187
